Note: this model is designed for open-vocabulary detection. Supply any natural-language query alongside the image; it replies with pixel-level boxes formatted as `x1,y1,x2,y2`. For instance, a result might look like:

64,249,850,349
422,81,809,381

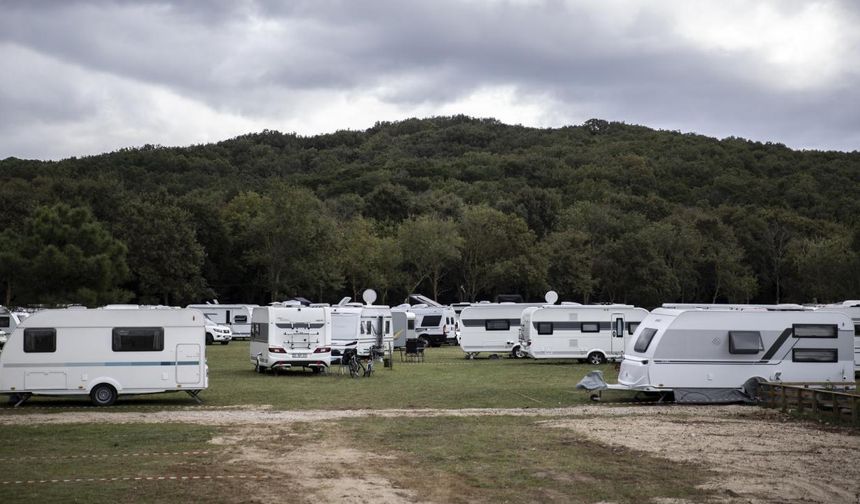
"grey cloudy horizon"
1,0,859,160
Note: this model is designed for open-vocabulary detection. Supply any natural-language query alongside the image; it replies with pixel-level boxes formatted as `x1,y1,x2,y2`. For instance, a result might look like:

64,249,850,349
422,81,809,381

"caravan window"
485,319,510,331
23,328,56,353
581,322,600,333
729,331,763,354
421,315,442,327
537,322,553,335
0,316,9,328
793,324,837,338
633,328,658,353
234,315,248,323
385,321,391,334
792,348,838,363
366,321,373,334
407,318,415,330
854,325,860,337
251,322,266,342
627,322,640,335
112,328,164,352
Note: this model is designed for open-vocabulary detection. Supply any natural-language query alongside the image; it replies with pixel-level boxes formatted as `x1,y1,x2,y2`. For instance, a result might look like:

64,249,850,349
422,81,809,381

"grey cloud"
0,0,858,158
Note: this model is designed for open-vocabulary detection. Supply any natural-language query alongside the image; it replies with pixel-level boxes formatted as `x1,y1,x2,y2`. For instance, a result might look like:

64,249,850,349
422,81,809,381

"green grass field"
1,342,618,410
0,416,713,504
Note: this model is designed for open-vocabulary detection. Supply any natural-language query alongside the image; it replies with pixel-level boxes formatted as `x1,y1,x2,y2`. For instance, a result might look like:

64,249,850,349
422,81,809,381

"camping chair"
402,338,425,363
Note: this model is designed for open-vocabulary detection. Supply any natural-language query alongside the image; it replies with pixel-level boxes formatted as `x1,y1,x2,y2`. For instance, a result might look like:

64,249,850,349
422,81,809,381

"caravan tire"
205,333,214,346
90,384,117,407
512,347,525,359
587,352,606,365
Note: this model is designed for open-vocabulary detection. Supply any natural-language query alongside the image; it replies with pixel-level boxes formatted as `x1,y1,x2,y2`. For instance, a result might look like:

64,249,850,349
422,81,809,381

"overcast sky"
1,0,858,160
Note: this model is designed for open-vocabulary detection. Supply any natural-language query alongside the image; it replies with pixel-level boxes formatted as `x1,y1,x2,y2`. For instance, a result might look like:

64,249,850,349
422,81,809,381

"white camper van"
391,305,416,348
459,302,543,358
0,306,22,349
187,303,257,340
608,307,855,402
407,295,457,347
520,304,649,363
0,307,207,406
250,304,332,373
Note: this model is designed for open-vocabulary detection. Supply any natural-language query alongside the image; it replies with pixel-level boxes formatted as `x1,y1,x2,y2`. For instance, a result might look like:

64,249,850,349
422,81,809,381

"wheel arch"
87,377,123,394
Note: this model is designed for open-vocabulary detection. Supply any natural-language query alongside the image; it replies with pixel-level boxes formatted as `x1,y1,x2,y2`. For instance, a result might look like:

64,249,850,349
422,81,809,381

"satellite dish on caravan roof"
544,290,559,305
362,289,378,305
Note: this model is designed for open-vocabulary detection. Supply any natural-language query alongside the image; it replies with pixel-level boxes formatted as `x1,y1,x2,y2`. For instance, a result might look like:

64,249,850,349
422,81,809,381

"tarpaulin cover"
575,370,608,391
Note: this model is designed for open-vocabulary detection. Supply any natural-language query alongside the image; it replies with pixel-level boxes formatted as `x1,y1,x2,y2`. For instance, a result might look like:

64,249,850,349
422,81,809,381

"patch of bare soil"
0,404,763,425
545,410,860,504
210,424,423,504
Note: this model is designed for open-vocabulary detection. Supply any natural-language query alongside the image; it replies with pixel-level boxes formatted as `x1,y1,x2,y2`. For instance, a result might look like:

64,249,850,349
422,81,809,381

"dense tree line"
1,116,858,307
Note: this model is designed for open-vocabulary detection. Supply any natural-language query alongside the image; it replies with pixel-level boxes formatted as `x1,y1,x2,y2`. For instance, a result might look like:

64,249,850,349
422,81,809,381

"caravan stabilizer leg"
186,390,204,405
10,393,32,408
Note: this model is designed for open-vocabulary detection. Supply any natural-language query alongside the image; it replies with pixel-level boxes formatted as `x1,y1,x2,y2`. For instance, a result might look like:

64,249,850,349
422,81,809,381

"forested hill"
1,116,859,308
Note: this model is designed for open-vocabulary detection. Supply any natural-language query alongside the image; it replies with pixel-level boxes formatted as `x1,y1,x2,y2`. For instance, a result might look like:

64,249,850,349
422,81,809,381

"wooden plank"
796,387,804,413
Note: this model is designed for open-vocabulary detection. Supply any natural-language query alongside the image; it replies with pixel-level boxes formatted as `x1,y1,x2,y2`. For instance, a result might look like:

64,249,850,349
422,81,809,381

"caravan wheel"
90,384,117,407
587,352,606,365
511,347,525,359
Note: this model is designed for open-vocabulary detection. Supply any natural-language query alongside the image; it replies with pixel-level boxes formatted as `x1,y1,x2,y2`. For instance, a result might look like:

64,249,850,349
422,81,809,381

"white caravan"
187,303,258,340
520,304,649,363
250,304,332,373
0,307,207,406
330,304,364,362
0,306,22,349
391,305,416,348
603,307,855,402
816,301,860,372
459,302,543,358
330,291,393,359
408,295,457,347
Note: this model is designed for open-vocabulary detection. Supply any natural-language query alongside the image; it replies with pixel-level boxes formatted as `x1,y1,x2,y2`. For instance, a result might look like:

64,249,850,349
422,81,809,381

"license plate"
292,353,307,358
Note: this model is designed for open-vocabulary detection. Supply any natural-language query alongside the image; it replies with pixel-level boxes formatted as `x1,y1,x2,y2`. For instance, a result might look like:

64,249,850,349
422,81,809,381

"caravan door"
611,314,625,355
176,344,202,384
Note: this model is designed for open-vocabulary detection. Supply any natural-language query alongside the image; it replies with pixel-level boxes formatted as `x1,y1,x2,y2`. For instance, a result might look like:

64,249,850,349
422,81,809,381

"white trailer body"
360,305,393,349
520,304,648,363
330,304,393,358
409,305,457,347
250,306,332,372
613,307,855,402
817,301,860,371
329,305,363,361
391,306,416,348
0,306,22,348
187,304,257,339
459,303,542,357
0,307,207,405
